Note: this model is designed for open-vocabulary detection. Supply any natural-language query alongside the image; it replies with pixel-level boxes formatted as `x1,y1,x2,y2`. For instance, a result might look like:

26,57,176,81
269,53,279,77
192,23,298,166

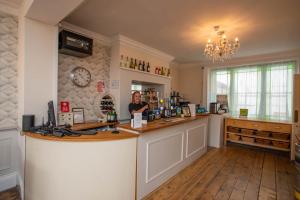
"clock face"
70,67,91,87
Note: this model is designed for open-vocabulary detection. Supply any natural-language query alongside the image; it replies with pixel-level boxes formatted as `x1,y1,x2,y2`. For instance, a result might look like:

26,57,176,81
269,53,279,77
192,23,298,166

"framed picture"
182,106,191,117
72,108,85,124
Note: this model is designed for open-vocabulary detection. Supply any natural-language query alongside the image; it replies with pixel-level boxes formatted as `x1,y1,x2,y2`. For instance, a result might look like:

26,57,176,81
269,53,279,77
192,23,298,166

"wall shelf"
120,67,172,79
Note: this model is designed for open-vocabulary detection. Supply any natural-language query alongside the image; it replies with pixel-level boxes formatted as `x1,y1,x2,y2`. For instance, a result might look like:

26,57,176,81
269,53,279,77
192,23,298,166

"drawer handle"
274,126,281,129
252,124,259,127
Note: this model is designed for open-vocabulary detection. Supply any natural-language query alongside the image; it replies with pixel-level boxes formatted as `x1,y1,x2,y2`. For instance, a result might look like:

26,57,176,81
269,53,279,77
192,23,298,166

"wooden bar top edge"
226,116,292,125
118,114,210,133
70,121,118,131
25,130,138,142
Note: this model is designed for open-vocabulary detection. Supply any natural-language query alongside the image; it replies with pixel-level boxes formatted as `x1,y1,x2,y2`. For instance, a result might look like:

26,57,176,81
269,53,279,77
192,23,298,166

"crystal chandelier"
204,26,240,62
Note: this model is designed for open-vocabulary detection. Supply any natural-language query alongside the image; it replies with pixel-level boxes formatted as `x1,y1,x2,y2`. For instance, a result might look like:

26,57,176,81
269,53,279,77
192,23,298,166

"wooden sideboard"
224,117,292,152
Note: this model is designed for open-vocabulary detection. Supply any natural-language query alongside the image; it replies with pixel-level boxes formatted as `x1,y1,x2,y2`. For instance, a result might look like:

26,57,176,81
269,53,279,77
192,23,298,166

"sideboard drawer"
226,118,291,133
264,123,291,133
227,119,261,130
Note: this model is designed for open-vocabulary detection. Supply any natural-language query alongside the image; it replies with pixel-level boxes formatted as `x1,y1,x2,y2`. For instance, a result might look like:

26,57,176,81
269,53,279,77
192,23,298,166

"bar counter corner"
24,130,138,200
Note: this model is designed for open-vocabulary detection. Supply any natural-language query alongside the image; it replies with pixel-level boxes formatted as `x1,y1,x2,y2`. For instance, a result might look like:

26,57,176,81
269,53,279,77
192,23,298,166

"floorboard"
0,187,20,200
144,145,296,200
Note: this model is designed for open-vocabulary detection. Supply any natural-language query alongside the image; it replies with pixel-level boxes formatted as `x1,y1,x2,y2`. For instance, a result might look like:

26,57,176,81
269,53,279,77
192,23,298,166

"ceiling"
65,0,300,63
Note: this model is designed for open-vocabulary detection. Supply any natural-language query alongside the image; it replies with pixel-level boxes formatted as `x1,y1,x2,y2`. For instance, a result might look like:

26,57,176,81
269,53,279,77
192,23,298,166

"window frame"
207,60,298,121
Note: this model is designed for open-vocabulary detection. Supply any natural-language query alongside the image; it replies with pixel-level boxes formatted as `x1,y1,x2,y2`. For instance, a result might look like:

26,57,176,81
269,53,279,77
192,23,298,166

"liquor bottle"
138,60,142,71
120,55,124,68
142,61,146,71
114,110,118,122
134,59,138,70
130,58,134,69
123,57,128,68
147,62,150,72
107,111,111,122
167,68,171,76
125,56,129,68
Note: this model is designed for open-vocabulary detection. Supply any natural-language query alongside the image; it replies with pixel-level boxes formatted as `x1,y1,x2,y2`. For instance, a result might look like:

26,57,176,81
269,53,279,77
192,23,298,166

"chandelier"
204,26,240,62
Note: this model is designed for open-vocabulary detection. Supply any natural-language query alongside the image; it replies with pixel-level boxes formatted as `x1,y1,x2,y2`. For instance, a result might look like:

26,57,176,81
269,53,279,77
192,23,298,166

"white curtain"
210,61,296,121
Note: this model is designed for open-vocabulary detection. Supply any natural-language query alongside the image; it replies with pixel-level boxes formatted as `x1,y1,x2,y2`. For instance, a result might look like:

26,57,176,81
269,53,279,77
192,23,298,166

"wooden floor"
0,187,20,200
144,145,296,200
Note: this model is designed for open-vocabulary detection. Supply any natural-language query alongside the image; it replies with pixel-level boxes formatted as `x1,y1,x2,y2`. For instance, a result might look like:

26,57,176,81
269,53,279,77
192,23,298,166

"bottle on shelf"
134,59,138,70
130,58,134,69
147,62,150,72
142,61,146,71
113,110,117,122
138,60,142,71
125,56,129,68
120,55,124,68
107,111,111,122
167,68,171,76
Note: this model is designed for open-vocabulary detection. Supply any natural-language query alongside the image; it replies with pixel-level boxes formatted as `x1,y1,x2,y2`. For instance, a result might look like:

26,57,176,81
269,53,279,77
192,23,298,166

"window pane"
209,61,296,121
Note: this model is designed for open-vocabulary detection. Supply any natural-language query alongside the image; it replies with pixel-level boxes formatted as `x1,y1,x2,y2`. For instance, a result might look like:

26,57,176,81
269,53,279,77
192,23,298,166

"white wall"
18,18,58,126
170,62,180,92
17,16,58,198
175,63,204,104
17,21,58,195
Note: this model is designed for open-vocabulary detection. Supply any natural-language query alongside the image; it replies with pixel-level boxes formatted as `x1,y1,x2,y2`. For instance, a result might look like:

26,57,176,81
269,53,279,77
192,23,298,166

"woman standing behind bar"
129,91,149,119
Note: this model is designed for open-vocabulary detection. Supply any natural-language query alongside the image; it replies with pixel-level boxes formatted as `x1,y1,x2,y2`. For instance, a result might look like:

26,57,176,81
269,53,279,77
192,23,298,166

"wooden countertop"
25,130,138,142
226,115,292,125
70,121,118,131
118,114,209,133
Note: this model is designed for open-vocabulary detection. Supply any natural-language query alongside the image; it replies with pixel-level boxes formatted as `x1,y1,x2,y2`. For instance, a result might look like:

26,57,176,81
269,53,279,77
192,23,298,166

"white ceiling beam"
24,0,86,25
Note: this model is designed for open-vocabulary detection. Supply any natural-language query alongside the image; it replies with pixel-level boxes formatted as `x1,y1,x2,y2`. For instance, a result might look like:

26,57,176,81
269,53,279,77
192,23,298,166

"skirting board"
17,173,24,200
0,172,16,192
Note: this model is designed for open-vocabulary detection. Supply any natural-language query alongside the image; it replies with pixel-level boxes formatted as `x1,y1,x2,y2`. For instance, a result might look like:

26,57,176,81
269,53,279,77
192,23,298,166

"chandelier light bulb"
222,34,226,39
235,37,239,42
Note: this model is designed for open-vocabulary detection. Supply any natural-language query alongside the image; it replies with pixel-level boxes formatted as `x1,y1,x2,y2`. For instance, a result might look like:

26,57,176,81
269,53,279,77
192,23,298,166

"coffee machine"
209,102,220,114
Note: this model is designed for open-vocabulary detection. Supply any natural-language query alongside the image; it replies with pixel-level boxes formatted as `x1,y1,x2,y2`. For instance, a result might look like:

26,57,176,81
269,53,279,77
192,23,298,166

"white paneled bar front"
131,117,208,199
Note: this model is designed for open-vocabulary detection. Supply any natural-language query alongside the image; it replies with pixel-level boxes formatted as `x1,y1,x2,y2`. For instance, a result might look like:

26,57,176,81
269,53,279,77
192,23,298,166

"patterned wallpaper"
58,39,111,121
0,11,18,129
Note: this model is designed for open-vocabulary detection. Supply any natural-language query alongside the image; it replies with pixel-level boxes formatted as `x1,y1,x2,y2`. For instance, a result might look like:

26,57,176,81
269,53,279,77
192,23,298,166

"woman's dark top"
128,102,148,119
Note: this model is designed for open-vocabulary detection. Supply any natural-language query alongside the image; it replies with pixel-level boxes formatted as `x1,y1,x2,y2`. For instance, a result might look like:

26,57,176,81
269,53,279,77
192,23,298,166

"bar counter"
25,124,137,200
118,114,210,133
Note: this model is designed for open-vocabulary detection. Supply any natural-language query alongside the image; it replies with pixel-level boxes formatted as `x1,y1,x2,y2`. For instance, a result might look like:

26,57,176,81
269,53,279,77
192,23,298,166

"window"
210,61,296,121
131,84,142,93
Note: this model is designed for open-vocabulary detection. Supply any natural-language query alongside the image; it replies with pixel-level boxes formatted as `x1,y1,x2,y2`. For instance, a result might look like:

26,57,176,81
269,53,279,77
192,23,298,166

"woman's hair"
132,91,141,103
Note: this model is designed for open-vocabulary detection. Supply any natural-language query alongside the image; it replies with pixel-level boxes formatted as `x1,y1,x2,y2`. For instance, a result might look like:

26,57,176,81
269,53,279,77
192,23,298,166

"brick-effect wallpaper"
0,11,18,129
58,39,111,121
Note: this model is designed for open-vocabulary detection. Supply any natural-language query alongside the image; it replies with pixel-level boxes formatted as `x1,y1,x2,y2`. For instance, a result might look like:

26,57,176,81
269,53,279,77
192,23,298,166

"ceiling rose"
204,26,240,62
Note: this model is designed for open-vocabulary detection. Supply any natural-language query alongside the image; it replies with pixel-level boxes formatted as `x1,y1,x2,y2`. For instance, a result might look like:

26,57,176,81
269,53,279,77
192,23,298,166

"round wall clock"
70,66,91,87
